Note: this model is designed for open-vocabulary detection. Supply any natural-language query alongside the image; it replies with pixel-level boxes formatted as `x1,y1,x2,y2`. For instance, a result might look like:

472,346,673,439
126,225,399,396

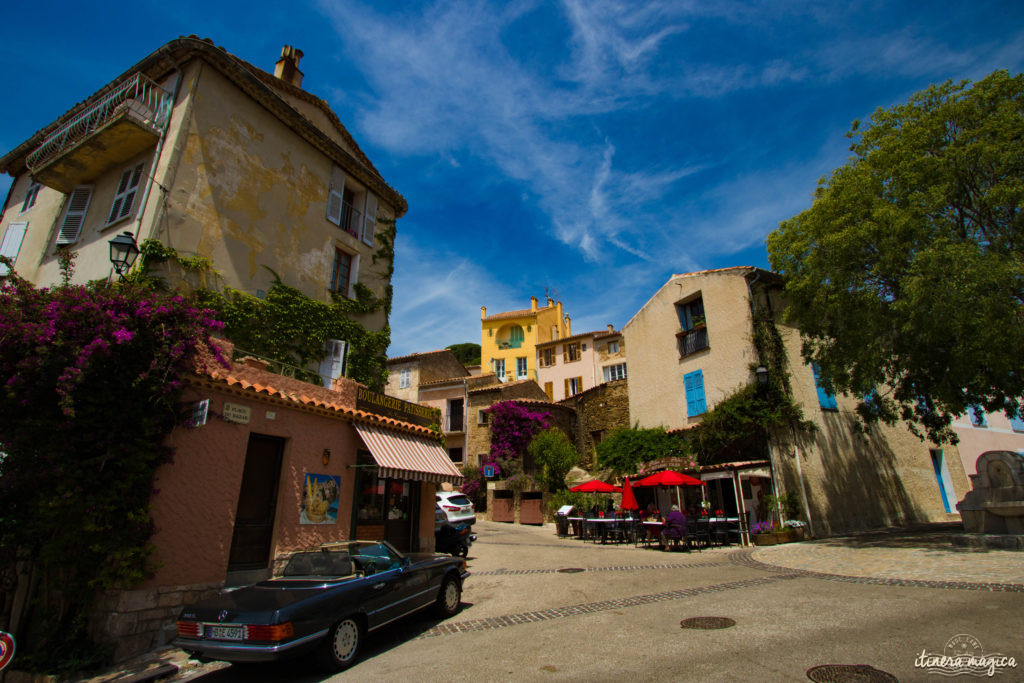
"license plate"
208,625,244,641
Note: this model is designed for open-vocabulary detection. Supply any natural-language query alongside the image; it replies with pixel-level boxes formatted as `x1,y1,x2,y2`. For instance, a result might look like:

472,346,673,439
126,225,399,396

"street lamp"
755,365,769,387
108,231,140,279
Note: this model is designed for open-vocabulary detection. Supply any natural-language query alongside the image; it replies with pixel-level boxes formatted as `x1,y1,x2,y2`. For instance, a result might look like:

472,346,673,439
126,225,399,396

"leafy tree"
596,426,692,476
446,342,481,366
767,70,1024,444
527,428,580,492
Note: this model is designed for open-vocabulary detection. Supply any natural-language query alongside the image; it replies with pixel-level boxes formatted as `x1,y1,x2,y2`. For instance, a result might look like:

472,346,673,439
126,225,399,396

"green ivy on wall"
136,235,395,392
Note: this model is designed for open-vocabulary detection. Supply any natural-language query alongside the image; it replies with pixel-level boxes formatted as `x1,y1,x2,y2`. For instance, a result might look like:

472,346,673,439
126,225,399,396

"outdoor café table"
708,517,741,545
586,517,622,544
640,521,663,547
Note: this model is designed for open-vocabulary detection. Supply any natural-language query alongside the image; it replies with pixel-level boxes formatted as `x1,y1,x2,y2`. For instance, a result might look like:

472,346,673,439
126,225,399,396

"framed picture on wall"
301,473,340,525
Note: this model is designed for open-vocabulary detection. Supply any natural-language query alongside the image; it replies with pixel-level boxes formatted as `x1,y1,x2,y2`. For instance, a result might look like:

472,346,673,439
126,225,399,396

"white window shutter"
326,189,343,225
318,339,349,387
56,186,93,245
0,222,28,276
362,192,377,245
108,163,144,224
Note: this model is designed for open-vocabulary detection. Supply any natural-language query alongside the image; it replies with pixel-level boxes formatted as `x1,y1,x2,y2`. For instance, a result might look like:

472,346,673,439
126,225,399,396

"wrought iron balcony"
26,73,173,192
677,325,709,358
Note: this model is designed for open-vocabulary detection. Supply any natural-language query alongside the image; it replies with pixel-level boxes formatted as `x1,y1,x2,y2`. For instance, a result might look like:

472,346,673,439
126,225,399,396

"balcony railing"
26,73,173,173
339,200,364,239
677,325,709,358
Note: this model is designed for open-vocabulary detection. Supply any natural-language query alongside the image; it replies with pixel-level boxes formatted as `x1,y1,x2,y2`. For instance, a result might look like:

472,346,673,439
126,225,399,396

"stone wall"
90,581,222,662
560,379,630,468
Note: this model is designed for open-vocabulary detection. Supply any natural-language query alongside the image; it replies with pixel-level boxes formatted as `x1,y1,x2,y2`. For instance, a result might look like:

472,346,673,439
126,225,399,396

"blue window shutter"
1010,411,1024,433
968,405,987,427
684,370,706,417
812,363,838,410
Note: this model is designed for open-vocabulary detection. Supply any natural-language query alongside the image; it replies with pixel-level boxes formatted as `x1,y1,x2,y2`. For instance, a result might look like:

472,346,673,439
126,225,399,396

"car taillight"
177,621,202,638
245,622,295,641
443,505,460,511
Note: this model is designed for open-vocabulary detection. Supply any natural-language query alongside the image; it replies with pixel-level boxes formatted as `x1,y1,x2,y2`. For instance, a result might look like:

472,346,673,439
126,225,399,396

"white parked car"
436,491,476,526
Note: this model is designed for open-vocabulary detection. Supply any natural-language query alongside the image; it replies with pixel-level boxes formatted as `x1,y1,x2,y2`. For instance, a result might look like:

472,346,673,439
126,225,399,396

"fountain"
954,450,1024,550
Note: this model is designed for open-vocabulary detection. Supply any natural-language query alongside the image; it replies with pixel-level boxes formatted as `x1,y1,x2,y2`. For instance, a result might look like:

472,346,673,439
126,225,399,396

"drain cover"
557,567,585,573
806,665,897,682
680,617,736,630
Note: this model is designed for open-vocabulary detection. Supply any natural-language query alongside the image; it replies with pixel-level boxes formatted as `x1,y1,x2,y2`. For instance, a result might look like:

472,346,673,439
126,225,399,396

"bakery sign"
356,387,437,428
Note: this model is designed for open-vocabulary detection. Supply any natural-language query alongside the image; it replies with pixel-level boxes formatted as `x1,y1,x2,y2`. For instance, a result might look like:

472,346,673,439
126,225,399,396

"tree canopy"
595,426,692,475
767,70,1024,444
527,428,580,492
446,342,481,366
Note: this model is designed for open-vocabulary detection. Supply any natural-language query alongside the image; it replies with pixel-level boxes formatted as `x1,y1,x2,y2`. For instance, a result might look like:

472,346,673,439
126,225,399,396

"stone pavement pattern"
72,521,1022,682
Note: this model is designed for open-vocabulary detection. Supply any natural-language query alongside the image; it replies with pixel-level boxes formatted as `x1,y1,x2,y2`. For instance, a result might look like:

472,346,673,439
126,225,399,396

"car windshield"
317,541,406,574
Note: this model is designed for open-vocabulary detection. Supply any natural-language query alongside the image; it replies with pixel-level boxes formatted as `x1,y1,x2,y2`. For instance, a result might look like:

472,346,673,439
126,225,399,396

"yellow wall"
480,298,569,383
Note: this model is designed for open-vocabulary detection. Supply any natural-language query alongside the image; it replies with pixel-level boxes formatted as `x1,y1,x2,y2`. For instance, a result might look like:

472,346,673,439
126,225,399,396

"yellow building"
480,296,571,383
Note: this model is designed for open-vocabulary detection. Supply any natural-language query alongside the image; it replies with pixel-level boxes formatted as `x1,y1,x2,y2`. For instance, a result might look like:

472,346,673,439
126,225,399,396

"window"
493,358,505,381
539,348,555,367
448,398,464,432
968,405,987,428
326,175,363,239
478,409,489,425
318,339,348,388
0,222,28,277
21,183,40,213
448,447,463,464
331,248,353,297
684,369,707,417
607,340,620,354
399,368,411,389
811,363,838,411
603,363,627,381
543,381,553,401
56,185,93,245
508,325,525,349
676,297,705,331
930,449,956,513
565,376,582,397
107,163,144,225
563,342,580,363
516,356,528,380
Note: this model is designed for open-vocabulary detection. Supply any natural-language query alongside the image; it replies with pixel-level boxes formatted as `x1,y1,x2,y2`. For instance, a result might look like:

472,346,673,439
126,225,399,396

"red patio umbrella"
620,476,639,511
634,470,705,487
634,470,704,510
570,480,622,493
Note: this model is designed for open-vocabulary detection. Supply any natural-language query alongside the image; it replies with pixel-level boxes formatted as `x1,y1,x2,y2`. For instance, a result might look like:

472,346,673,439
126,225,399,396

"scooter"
435,521,476,557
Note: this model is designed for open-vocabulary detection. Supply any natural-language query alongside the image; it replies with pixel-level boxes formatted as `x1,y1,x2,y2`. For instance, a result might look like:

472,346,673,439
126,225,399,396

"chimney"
607,324,614,333
274,45,305,88
530,296,538,312
481,306,487,319
546,297,554,308
565,314,571,337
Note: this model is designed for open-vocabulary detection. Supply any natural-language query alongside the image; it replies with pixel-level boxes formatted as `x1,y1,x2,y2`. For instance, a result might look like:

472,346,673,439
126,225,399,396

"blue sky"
2,1,1023,357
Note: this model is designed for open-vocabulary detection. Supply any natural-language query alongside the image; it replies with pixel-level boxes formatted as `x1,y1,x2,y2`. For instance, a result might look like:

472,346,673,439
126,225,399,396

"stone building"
623,266,971,536
480,296,571,384
557,378,630,468
0,37,405,383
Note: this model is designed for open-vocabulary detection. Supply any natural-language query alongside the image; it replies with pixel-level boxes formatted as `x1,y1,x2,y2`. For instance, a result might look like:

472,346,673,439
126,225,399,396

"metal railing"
339,200,364,239
678,326,709,357
26,73,173,172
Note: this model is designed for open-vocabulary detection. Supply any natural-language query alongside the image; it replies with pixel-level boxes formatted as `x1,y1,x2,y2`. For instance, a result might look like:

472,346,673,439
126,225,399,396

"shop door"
228,435,285,571
385,481,419,552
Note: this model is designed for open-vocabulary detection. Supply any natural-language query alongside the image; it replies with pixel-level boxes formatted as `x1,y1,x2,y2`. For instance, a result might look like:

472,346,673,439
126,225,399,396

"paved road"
154,521,1021,682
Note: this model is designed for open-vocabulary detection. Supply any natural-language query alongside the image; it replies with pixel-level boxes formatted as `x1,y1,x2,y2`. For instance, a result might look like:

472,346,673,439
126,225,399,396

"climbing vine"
136,238,394,392
0,254,225,673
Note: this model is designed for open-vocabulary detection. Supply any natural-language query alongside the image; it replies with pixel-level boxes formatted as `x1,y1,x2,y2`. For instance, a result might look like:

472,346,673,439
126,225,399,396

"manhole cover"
557,567,585,573
680,616,736,630
806,664,898,682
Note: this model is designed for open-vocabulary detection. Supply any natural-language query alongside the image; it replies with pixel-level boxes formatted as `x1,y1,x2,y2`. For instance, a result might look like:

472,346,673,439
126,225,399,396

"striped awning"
353,423,463,484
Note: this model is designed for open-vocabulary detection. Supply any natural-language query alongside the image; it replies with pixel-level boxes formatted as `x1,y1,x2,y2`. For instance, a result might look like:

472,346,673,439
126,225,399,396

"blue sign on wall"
483,465,495,478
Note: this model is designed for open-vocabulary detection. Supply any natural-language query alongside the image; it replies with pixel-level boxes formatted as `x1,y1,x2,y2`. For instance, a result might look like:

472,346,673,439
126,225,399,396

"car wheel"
319,617,362,671
435,575,462,618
